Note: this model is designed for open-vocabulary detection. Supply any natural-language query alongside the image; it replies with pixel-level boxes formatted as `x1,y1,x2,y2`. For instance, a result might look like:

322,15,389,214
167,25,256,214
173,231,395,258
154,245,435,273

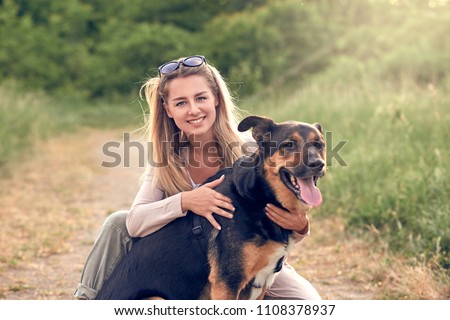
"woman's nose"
188,103,200,115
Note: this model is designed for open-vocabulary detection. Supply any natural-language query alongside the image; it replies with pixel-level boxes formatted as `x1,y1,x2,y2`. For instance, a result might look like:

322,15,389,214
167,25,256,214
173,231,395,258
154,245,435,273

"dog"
96,115,326,300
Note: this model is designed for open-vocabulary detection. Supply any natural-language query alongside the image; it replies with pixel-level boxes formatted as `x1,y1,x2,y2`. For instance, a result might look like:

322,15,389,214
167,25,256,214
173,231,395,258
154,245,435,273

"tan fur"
208,240,285,299
307,131,318,141
264,153,309,213
208,250,236,299
241,241,283,284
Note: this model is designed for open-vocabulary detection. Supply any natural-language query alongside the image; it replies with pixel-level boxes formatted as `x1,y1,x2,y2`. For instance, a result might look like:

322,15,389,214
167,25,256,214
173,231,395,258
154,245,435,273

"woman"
74,55,321,300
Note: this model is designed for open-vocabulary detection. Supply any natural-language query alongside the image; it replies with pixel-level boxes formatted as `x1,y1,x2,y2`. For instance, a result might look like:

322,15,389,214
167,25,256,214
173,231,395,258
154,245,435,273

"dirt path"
0,128,379,300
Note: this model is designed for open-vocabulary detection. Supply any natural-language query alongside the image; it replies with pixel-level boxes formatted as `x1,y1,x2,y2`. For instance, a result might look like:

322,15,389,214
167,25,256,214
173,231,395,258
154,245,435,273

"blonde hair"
140,58,244,197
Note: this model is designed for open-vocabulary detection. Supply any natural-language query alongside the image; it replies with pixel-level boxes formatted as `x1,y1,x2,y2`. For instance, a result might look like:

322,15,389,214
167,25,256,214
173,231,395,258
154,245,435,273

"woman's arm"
127,167,235,237
126,166,186,237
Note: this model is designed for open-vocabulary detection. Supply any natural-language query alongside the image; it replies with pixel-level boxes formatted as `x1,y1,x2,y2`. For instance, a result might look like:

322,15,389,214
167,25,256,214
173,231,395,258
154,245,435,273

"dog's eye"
314,141,324,150
280,141,294,149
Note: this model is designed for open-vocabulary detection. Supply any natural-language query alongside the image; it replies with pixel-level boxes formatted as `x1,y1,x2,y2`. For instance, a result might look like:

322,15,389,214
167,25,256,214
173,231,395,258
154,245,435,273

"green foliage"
1,0,333,97
202,1,331,95
80,21,193,96
0,0,265,97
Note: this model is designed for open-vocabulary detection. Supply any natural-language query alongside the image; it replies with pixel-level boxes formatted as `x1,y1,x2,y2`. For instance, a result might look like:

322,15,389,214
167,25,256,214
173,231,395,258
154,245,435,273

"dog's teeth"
290,176,299,189
290,175,300,190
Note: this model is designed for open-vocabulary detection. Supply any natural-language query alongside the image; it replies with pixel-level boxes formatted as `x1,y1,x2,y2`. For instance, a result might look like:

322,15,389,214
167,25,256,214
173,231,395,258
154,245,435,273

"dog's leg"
255,287,268,300
208,258,240,299
210,282,237,300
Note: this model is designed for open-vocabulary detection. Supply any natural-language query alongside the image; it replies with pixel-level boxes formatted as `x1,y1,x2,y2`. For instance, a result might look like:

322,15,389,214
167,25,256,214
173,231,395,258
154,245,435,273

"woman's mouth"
187,116,206,124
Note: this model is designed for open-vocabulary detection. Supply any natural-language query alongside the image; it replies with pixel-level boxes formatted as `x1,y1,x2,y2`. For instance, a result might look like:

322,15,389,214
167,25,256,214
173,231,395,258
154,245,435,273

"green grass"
0,84,142,173
0,86,50,169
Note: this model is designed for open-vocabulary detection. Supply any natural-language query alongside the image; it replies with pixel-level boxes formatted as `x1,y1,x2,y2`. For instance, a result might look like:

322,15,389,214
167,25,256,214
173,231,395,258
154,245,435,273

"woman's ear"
214,94,219,108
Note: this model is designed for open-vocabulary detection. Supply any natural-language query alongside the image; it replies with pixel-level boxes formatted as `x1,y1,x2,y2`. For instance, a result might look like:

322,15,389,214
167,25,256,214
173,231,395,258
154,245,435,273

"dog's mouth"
280,168,323,207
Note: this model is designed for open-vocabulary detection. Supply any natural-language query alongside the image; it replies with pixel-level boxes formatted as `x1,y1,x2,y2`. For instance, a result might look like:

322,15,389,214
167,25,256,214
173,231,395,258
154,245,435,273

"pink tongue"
297,177,322,207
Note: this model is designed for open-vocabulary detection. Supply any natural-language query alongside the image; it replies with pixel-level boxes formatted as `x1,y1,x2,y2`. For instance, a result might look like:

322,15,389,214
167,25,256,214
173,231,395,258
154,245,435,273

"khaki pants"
74,211,321,300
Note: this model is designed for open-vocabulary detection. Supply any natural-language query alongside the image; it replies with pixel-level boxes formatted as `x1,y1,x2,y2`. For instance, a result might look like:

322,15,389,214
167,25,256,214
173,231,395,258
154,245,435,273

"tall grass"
0,86,52,170
0,84,142,173
242,69,450,269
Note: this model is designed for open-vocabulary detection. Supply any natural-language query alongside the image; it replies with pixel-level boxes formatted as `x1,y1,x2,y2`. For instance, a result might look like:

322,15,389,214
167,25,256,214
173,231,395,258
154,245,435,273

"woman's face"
164,75,218,142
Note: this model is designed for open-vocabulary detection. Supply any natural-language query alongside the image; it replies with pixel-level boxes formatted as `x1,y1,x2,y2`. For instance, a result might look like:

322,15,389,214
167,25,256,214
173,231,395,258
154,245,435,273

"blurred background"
0,0,449,299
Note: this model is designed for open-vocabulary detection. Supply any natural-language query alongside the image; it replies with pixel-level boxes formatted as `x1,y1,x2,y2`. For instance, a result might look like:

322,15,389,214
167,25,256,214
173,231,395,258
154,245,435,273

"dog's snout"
308,159,325,170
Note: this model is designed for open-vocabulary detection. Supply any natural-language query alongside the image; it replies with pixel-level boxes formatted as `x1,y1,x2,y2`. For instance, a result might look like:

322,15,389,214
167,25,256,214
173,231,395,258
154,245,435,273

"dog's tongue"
297,177,322,207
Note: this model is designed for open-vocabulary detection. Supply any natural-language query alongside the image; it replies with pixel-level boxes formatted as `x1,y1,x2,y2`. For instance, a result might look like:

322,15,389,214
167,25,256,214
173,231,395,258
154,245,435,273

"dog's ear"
313,123,323,133
232,156,258,199
238,116,276,143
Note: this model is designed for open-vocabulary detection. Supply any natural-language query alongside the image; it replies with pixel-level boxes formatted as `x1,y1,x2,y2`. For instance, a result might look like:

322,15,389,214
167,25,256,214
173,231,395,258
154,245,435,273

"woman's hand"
181,175,235,230
265,203,309,235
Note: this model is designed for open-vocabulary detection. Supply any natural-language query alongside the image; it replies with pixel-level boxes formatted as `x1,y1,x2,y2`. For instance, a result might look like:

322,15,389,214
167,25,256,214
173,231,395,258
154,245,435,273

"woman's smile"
187,116,206,125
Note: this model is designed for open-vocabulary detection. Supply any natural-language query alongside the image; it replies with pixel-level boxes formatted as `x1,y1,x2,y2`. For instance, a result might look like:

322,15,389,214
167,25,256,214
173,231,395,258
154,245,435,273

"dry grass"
369,251,449,299
0,129,99,269
291,216,450,299
0,128,142,299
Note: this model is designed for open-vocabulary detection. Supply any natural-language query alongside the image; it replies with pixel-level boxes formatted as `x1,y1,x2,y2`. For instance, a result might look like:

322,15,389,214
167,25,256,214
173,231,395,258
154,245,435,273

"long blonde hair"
140,57,244,197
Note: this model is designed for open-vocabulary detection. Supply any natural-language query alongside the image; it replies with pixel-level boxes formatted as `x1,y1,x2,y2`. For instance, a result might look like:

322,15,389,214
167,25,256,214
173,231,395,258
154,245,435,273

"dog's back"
96,212,210,299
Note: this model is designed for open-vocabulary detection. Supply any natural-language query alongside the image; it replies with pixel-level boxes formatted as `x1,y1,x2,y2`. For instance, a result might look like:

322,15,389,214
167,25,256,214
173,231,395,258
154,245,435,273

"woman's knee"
102,210,129,233
267,263,322,300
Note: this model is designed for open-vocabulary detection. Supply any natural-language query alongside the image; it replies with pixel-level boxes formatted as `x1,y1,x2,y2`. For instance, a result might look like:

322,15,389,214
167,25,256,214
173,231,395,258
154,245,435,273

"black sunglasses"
158,55,206,76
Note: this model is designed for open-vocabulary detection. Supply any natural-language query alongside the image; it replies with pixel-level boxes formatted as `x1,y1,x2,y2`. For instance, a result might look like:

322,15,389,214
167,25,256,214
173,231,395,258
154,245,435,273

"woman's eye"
197,96,206,102
175,101,186,107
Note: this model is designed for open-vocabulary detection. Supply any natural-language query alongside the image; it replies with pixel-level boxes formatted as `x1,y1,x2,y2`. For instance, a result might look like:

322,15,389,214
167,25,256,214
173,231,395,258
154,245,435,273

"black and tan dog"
96,115,326,300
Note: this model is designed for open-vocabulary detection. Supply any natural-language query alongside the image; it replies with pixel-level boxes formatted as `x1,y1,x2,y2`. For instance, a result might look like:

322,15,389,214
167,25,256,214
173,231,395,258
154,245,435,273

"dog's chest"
248,237,296,299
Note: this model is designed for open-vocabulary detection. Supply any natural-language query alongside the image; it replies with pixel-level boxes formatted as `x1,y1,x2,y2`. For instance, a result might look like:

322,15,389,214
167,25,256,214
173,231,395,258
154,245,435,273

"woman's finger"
265,204,287,222
204,213,221,230
215,194,234,207
266,207,283,225
203,174,225,189
213,206,234,219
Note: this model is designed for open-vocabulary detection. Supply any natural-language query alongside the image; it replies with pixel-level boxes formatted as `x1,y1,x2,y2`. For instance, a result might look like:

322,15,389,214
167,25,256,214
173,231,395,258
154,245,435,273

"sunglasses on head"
158,55,206,76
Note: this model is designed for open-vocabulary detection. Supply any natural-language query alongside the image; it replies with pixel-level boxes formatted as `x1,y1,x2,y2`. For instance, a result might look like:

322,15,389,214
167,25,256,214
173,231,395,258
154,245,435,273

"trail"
0,128,378,300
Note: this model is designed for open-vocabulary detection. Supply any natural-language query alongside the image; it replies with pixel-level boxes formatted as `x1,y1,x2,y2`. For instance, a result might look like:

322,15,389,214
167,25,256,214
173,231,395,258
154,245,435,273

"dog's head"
238,115,326,212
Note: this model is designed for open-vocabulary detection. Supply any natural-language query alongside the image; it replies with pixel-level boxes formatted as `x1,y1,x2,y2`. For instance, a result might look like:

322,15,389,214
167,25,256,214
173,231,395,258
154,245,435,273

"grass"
0,84,143,174
0,86,51,169
0,84,143,273
291,216,449,299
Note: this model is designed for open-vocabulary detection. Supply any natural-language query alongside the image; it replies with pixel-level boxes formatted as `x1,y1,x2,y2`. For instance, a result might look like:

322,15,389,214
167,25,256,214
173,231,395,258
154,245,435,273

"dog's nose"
308,159,325,171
